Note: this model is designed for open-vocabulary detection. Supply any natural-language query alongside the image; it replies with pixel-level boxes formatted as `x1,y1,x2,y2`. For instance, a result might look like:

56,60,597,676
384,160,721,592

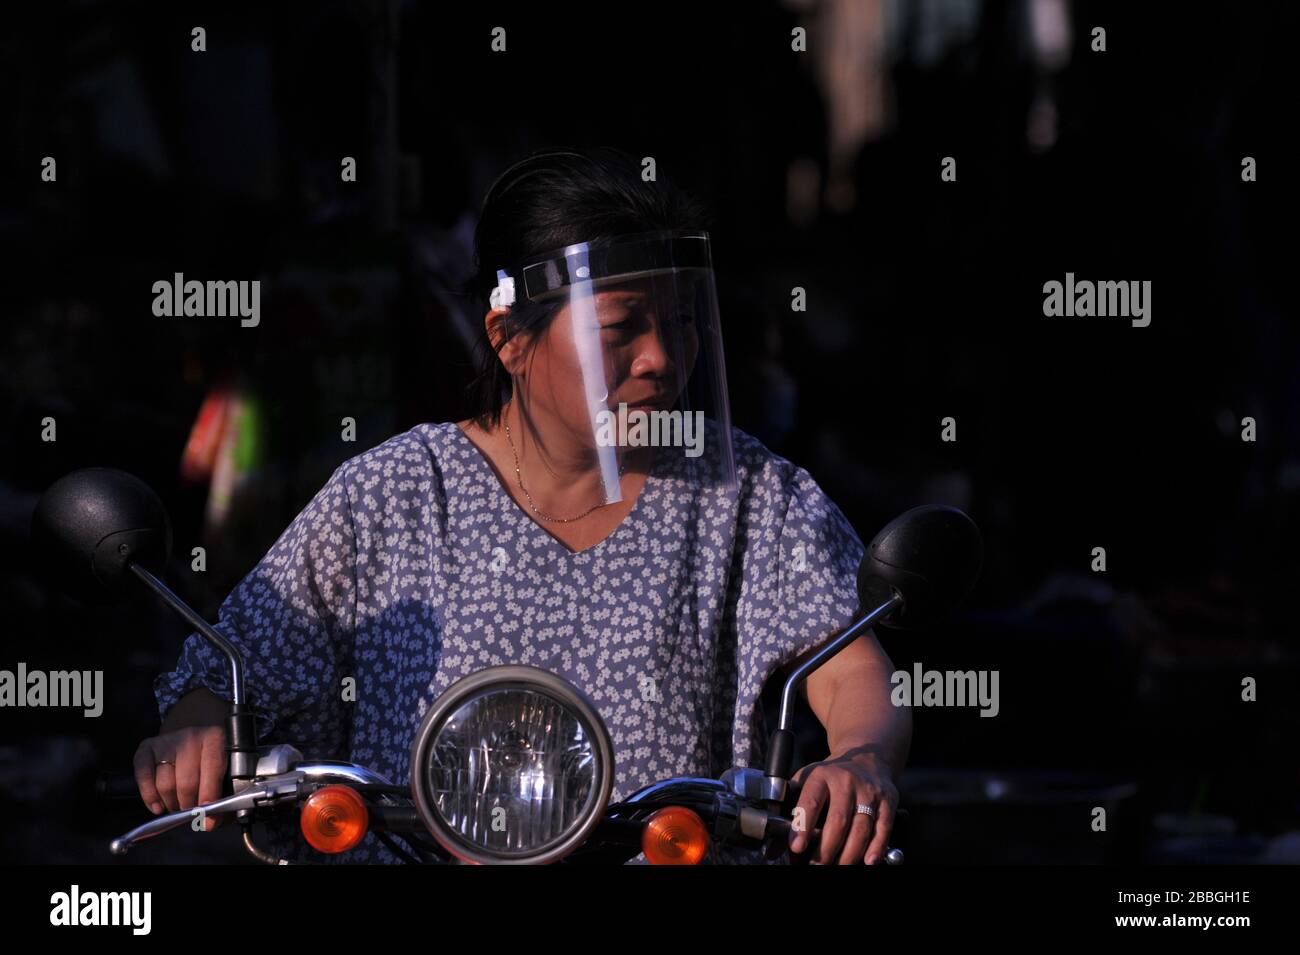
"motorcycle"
32,468,982,865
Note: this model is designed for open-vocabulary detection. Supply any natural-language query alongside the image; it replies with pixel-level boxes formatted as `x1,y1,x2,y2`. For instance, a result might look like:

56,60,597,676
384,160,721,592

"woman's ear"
486,307,527,376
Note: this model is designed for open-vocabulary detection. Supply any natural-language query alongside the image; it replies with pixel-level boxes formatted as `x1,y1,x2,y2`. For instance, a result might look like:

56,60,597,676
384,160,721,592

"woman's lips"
622,394,669,409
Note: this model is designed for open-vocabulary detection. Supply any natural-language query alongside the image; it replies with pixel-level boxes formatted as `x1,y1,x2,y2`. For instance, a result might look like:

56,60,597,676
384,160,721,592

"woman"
138,147,911,864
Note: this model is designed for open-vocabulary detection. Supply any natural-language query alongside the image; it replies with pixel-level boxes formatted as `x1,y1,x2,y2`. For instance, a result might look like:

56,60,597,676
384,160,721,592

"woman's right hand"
133,725,229,830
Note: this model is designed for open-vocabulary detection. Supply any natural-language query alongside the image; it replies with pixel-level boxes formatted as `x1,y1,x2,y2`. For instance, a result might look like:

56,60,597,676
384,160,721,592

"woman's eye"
600,310,640,329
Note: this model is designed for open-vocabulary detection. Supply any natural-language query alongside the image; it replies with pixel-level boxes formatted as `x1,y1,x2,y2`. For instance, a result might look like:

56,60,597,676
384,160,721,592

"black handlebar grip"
95,771,143,800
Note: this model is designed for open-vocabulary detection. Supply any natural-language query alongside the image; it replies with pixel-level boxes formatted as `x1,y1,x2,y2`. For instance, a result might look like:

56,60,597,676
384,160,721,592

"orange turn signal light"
300,785,369,854
641,806,709,865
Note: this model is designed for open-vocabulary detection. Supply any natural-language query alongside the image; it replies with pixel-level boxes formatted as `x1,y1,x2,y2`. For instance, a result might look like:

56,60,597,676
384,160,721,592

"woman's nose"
629,328,678,378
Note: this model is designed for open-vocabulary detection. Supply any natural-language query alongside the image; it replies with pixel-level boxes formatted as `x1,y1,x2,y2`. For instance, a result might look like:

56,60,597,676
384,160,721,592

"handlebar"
101,760,905,864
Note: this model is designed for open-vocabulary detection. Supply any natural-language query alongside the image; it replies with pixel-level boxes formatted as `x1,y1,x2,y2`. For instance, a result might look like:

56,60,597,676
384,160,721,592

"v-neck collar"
446,422,664,559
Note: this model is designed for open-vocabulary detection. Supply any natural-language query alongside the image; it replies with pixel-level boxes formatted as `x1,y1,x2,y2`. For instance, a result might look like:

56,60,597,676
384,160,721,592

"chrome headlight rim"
409,665,615,865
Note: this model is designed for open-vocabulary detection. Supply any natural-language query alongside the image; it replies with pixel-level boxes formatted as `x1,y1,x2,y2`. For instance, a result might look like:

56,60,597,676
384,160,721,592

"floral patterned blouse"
155,421,865,863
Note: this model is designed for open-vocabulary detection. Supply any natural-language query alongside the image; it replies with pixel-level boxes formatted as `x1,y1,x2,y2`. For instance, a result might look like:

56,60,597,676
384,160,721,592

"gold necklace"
504,419,627,523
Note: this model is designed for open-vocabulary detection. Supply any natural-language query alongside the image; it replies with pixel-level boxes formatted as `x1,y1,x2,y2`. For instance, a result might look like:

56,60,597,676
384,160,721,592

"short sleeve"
730,460,866,768
153,464,359,758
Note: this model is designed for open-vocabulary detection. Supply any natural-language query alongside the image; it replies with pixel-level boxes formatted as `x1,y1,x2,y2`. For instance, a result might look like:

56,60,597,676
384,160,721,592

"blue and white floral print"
156,421,864,863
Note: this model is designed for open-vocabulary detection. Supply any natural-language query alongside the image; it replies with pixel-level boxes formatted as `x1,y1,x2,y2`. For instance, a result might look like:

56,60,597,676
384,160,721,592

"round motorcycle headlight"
409,666,615,864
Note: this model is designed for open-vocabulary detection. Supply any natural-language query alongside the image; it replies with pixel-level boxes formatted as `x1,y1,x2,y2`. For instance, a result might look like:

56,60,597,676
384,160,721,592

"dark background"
1,0,1296,864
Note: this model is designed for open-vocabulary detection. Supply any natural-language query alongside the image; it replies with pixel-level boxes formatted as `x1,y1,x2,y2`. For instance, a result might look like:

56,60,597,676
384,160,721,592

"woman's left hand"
787,749,898,865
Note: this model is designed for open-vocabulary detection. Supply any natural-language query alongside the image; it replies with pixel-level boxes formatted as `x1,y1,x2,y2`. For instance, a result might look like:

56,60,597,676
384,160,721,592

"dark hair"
467,146,711,428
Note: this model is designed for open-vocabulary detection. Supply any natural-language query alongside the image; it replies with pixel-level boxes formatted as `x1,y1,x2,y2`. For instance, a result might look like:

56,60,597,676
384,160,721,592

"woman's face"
511,274,701,454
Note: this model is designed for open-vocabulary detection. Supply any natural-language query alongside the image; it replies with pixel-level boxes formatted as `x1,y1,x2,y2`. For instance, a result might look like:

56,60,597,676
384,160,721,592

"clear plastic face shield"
490,231,736,503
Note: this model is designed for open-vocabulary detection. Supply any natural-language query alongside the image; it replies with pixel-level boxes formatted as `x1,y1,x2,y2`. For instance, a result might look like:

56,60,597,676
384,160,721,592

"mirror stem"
762,593,903,803
129,563,246,704
776,593,902,732
128,563,260,789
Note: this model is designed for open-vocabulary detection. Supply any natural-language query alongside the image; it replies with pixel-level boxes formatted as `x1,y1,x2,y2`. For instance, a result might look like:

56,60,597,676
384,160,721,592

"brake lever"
761,814,904,864
109,772,305,855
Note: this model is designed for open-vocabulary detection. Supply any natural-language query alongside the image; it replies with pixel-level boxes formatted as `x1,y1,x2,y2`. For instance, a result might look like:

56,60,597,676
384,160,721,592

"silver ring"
156,759,174,767
855,803,876,817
